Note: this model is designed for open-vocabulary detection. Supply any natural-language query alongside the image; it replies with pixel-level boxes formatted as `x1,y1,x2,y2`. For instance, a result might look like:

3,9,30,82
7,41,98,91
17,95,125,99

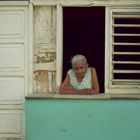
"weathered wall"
26,99,140,140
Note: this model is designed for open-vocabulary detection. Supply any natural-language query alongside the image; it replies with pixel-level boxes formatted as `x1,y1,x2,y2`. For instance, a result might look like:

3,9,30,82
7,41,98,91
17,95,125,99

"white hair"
71,54,88,66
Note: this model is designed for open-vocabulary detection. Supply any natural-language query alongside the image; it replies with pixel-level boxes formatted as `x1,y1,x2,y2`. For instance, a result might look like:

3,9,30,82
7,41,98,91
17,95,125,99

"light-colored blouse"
68,68,92,90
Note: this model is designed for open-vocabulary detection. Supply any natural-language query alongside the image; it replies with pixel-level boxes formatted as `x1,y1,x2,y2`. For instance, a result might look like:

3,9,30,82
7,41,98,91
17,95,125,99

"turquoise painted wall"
26,99,140,140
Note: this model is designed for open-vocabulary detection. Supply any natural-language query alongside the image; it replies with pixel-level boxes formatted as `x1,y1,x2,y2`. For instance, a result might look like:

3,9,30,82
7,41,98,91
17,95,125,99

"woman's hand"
80,89,97,95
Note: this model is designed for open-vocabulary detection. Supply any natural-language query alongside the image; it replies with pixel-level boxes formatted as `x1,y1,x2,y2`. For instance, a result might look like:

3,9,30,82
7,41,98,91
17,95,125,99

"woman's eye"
74,68,78,71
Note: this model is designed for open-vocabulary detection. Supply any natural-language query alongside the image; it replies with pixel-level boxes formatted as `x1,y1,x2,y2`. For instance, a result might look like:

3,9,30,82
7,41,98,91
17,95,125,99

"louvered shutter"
105,8,140,94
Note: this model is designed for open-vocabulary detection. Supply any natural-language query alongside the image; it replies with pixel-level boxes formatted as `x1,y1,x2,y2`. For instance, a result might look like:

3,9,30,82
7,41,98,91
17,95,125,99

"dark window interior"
63,7,105,93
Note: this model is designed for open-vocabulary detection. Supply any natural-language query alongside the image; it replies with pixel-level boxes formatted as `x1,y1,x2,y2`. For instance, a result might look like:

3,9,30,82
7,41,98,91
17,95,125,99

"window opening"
63,7,105,93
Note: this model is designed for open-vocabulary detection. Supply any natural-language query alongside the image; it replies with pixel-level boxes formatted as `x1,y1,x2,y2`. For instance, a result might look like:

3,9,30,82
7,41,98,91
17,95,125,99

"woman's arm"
91,67,100,94
59,74,95,95
59,74,76,94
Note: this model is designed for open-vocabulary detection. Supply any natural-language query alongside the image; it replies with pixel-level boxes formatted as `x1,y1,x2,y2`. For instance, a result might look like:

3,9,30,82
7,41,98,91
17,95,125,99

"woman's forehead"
73,60,86,67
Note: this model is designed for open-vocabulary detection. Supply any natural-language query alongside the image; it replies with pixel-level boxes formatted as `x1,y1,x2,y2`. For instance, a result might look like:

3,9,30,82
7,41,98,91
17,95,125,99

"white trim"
106,87,140,94
0,1,29,6
56,4,63,92
105,7,112,93
30,0,140,7
24,6,29,99
28,3,34,94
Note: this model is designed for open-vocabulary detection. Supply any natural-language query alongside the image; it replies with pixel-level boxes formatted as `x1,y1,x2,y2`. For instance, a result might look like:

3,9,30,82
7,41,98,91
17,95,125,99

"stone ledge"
26,93,140,100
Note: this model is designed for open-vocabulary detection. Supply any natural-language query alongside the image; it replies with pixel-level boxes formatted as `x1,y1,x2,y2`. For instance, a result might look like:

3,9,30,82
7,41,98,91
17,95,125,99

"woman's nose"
78,68,82,73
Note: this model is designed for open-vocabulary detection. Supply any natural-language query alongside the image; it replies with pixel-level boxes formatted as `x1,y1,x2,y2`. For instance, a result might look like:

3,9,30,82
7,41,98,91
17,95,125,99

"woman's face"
72,60,88,78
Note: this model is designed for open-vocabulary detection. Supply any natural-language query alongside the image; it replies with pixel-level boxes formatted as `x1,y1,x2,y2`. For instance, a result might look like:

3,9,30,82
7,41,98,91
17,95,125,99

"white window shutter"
105,7,140,94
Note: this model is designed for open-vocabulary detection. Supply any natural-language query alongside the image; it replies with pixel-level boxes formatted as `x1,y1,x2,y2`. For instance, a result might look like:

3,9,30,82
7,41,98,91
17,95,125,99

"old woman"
59,54,99,95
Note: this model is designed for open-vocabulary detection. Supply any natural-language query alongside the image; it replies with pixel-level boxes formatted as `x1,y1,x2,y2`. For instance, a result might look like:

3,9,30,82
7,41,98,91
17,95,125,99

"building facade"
0,0,140,140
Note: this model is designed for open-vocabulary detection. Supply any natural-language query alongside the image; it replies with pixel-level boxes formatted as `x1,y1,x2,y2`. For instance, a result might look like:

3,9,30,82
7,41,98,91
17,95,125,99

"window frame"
105,7,140,94
27,0,140,99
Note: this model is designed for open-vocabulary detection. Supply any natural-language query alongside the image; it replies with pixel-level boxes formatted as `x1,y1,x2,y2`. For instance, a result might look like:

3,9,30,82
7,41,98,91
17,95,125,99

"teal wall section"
26,99,140,140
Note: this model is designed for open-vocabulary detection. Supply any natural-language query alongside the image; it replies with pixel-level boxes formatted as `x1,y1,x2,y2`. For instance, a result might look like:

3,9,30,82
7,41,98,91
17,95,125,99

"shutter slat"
113,52,140,55
113,61,140,64
112,79,140,82
113,15,140,18
113,24,140,27
113,70,140,74
112,33,140,36
113,43,140,46
112,79,140,85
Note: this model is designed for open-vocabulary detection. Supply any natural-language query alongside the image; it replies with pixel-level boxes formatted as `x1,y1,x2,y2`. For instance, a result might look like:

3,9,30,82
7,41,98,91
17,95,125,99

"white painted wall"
0,3,28,140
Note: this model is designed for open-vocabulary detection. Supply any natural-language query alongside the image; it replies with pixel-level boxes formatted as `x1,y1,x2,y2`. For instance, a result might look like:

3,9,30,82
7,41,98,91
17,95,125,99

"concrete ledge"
26,93,140,100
